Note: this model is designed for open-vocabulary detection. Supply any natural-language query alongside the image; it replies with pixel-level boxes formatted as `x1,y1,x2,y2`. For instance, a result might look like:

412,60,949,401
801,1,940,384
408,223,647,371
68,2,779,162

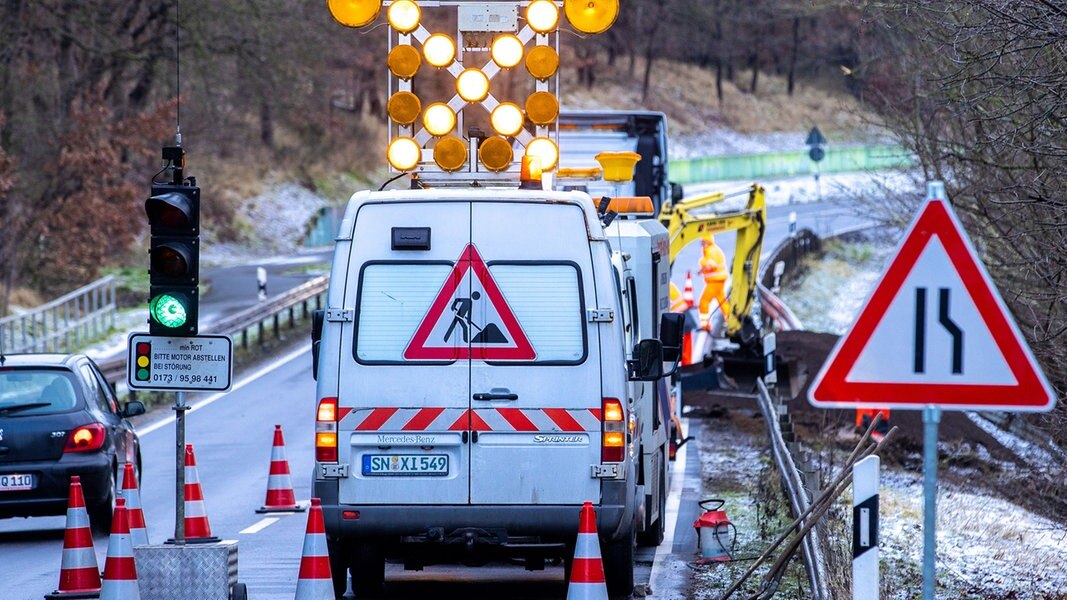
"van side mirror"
659,312,684,363
627,339,664,381
311,309,325,380
671,182,684,203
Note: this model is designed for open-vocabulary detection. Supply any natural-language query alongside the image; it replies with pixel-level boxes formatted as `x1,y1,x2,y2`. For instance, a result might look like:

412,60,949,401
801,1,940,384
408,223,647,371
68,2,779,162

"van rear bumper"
315,479,634,543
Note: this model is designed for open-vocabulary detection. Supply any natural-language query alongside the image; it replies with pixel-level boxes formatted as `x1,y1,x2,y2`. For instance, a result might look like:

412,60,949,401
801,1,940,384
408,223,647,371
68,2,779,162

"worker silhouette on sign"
444,291,509,344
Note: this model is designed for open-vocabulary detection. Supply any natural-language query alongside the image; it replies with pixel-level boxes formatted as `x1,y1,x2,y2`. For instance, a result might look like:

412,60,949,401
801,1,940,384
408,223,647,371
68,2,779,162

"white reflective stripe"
565,582,609,600
568,409,601,431
524,409,559,432
572,531,602,559
66,507,90,528
184,467,200,483
118,489,142,509
267,474,293,489
105,533,134,558
100,579,140,600
294,579,333,597
184,502,207,518
271,446,286,460
60,547,100,568
475,408,512,431
130,526,149,547
301,532,329,558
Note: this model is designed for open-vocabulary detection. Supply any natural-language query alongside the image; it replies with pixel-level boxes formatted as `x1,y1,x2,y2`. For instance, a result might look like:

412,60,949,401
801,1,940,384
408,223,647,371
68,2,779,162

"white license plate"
362,454,448,476
0,473,35,491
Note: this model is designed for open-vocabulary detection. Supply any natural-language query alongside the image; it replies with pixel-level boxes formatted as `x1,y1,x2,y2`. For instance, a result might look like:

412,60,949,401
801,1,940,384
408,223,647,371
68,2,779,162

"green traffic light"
137,368,150,381
149,293,188,328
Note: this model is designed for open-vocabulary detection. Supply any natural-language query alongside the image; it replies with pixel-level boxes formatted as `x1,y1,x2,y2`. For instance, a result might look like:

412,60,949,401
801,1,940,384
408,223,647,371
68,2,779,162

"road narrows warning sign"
404,244,536,361
808,197,1055,411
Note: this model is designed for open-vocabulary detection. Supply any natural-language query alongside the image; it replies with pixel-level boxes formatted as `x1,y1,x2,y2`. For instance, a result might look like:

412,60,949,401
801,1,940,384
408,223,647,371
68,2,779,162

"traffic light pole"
173,391,187,544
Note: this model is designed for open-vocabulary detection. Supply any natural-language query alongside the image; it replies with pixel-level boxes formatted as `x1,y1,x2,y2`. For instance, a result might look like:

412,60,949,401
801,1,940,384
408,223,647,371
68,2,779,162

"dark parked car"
0,353,144,534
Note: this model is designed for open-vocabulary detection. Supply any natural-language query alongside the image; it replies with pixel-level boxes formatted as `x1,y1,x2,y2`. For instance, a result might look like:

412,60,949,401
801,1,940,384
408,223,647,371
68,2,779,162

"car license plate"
0,473,35,491
362,454,448,476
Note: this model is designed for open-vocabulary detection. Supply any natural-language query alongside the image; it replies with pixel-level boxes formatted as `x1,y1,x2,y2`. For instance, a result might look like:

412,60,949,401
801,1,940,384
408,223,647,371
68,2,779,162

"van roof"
337,188,606,242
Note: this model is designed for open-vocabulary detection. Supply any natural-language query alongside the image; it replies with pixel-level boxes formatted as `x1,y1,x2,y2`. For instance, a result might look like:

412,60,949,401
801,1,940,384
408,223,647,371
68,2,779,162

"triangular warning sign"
404,244,536,361
809,198,1055,411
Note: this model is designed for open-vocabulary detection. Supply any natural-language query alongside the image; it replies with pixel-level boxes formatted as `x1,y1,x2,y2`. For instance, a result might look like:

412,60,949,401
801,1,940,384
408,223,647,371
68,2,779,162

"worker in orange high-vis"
698,235,730,329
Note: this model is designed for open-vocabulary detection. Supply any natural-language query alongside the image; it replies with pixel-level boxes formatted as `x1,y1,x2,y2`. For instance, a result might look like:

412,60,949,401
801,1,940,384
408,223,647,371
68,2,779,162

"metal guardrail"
755,378,831,599
98,276,328,384
0,276,117,354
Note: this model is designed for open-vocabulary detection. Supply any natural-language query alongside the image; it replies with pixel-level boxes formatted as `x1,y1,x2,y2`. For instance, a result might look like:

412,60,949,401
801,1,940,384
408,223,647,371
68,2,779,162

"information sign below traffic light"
146,182,200,335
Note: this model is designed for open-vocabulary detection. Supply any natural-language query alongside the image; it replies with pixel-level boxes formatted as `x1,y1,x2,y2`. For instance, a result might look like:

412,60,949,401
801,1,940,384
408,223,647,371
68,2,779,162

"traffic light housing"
146,182,199,335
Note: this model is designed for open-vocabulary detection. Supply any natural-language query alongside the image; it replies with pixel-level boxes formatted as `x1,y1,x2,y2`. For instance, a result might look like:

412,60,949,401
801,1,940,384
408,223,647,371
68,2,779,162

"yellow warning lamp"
456,68,490,103
525,0,560,33
563,0,619,34
387,91,421,125
327,0,382,27
596,151,641,182
519,155,544,189
388,45,421,80
433,137,467,171
387,137,421,171
490,34,524,69
525,91,559,125
479,136,514,171
423,33,457,68
423,103,457,137
525,137,559,170
386,0,421,33
525,46,559,80
490,102,525,137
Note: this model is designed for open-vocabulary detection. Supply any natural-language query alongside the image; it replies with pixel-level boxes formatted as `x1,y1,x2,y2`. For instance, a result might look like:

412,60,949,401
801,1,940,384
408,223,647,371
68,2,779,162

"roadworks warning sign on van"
404,245,536,361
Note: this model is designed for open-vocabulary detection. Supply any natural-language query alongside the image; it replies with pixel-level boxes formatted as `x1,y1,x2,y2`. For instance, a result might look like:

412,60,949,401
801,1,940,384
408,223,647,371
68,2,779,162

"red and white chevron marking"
342,407,604,432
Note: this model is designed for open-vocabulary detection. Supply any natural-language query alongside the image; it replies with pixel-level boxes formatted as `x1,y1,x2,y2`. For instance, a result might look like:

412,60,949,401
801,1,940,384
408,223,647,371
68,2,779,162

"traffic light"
146,182,199,335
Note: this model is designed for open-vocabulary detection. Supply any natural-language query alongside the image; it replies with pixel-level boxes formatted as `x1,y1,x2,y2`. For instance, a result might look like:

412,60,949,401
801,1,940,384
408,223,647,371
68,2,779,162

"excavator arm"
658,184,766,344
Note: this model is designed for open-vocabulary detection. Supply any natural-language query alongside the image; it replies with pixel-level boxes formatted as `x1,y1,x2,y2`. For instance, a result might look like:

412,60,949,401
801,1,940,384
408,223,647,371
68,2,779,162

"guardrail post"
109,277,116,331
273,314,280,339
315,294,321,311
302,300,308,319
289,306,295,329
64,302,72,351
258,320,265,347
241,328,248,350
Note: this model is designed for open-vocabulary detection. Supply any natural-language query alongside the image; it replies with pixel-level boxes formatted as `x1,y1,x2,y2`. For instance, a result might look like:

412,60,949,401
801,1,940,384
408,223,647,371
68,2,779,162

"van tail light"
316,397,339,462
64,423,106,453
601,397,626,463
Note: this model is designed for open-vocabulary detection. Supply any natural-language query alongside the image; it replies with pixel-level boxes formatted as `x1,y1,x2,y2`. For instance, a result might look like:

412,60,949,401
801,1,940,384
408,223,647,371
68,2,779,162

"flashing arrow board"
808,197,1055,412
127,333,233,392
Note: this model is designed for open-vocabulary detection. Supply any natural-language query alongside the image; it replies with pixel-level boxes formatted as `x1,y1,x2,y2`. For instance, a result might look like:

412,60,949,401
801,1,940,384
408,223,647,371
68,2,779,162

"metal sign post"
174,391,186,544
921,405,940,598
809,181,1056,599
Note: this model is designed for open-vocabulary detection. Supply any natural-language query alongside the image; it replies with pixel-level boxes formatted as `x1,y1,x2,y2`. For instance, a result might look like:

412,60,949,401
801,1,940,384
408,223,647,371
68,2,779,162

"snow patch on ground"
204,183,328,267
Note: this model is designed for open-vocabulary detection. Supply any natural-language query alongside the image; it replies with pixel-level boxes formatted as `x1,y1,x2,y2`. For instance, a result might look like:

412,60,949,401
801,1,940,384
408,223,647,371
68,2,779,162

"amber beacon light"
564,0,619,34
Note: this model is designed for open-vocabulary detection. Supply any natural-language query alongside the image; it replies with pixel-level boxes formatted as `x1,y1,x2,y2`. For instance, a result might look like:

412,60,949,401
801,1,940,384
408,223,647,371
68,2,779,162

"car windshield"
0,369,79,416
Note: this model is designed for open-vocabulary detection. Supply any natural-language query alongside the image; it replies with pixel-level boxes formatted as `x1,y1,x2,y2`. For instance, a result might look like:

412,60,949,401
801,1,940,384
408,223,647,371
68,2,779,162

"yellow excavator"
659,183,766,351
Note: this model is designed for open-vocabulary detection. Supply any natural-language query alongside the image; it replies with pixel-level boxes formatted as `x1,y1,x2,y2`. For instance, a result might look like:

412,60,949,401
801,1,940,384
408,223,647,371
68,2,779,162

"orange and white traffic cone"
567,501,608,600
183,443,219,542
258,424,306,513
118,462,149,546
99,498,139,600
295,498,334,600
683,271,695,309
45,475,102,599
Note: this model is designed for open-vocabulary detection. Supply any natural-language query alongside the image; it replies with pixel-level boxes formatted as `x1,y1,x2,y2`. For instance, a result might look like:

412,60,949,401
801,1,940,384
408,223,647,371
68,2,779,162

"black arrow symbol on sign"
913,287,963,374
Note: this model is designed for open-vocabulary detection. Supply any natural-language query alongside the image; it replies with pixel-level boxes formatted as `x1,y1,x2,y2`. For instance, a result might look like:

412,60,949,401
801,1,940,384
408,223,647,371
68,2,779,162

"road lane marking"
138,343,312,437
240,518,279,535
652,417,690,571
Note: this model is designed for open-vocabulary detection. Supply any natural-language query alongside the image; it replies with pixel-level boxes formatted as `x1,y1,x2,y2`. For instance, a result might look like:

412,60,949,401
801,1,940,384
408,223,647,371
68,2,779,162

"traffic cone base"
295,498,334,600
257,424,307,513
46,475,102,599
567,501,609,600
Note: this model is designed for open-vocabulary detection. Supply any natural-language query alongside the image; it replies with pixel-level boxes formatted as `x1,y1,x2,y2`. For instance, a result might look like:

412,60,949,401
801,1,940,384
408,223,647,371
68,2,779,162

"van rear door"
467,201,602,505
338,201,471,505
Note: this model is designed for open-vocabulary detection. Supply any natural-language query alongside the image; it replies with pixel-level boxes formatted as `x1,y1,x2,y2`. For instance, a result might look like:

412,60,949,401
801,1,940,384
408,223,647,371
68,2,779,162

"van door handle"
473,388,518,401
